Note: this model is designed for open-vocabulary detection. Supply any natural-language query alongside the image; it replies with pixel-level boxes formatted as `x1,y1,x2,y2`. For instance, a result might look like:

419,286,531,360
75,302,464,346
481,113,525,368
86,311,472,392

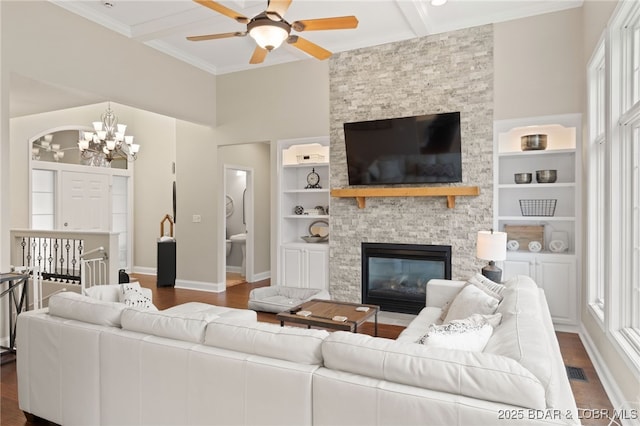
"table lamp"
476,230,507,282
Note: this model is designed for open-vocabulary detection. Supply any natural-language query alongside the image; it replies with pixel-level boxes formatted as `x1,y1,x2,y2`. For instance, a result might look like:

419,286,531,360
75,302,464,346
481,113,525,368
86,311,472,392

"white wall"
494,8,584,120
214,59,330,284
2,1,216,126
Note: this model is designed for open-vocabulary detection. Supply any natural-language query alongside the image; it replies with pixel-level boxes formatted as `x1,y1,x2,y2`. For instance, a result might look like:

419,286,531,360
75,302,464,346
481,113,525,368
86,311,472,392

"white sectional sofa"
16,275,578,426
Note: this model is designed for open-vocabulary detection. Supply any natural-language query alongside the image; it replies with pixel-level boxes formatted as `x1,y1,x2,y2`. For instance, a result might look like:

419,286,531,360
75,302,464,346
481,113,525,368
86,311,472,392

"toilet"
226,239,232,257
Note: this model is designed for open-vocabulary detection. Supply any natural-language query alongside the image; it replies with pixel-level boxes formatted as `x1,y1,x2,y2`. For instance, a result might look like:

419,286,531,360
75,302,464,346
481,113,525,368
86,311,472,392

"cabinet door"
502,259,533,281
535,257,576,324
282,246,304,287
306,246,329,290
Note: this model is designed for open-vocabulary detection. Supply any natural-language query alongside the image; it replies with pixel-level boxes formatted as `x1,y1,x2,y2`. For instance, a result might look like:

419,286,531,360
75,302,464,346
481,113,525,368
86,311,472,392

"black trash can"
157,239,176,287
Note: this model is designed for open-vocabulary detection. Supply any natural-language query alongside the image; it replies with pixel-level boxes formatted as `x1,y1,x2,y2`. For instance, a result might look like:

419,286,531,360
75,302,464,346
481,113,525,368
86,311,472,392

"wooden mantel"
330,186,480,209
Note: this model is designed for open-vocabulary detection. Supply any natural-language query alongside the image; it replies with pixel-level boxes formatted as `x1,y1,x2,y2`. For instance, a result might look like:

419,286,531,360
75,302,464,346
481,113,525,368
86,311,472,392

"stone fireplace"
362,243,452,314
328,24,493,304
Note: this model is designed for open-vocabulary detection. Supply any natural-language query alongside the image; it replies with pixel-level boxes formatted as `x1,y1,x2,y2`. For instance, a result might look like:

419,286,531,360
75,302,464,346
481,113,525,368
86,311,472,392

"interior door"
61,171,110,231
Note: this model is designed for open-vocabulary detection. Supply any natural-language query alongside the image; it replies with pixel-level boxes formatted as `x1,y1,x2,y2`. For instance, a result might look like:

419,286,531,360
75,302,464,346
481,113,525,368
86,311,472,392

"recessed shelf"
498,183,576,189
283,215,330,219
331,186,480,209
498,148,576,157
283,162,329,169
498,216,576,221
283,189,330,194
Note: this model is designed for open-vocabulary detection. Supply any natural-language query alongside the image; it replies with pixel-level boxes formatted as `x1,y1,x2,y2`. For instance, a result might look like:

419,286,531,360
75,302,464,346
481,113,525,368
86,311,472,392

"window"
587,42,607,318
588,0,640,370
31,169,55,230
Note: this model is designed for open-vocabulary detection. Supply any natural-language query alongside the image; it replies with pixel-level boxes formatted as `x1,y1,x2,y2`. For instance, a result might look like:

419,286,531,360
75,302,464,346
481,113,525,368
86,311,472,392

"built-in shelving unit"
276,137,330,290
331,186,480,209
494,113,581,329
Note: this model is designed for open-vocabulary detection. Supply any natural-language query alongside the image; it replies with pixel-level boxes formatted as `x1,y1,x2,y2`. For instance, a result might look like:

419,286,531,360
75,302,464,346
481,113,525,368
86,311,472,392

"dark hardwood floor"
0,274,614,425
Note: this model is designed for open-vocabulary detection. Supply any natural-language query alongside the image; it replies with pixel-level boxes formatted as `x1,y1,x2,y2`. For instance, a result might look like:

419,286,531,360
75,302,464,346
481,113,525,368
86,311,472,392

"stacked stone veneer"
329,25,494,303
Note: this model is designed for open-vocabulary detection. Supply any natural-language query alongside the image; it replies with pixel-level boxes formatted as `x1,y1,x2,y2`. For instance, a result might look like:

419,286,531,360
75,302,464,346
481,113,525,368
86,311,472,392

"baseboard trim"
554,323,580,333
250,270,270,283
578,325,630,416
132,266,156,276
175,279,225,293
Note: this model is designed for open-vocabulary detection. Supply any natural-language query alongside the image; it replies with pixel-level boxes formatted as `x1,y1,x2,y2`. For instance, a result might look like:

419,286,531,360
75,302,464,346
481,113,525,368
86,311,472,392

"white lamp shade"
477,231,507,261
249,25,288,50
92,121,103,131
130,143,140,154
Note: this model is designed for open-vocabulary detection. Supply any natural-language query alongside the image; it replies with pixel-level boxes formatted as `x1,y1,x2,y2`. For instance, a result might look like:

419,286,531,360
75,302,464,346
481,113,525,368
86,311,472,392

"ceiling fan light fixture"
248,19,290,51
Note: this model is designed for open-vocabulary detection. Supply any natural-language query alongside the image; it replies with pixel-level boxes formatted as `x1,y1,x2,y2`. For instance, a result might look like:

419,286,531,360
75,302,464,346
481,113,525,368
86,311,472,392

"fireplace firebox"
362,243,452,314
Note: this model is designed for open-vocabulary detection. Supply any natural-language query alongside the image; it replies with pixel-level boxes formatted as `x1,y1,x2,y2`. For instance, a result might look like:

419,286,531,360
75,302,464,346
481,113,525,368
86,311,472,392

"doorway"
223,164,254,287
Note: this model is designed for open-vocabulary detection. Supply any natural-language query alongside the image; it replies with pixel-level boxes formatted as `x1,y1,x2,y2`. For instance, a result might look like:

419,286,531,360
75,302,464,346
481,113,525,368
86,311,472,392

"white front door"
61,171,110,231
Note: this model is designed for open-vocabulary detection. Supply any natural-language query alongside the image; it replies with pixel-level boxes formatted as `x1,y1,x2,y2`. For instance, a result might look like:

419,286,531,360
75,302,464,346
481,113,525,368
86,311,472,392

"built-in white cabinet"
276,137,330,290
502,252,577,326
281,243,329,289
494,114,581,328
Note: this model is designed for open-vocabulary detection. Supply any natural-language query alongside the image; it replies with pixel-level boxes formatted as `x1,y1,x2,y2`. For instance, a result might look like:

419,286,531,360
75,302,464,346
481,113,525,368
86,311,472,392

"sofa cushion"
485,275,557,409
443,283,499,323
120,303,252,343
205,319,329,365
48,291,126,327
322,331,546,410
396,306,443,343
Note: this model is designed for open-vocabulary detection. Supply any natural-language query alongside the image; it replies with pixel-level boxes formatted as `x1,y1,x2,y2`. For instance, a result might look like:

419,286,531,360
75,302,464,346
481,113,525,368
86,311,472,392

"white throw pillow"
119,284,156,310
417,316,494,351
468,274,506,298
443,284,499,323
464,312,503,328
84,282,141,302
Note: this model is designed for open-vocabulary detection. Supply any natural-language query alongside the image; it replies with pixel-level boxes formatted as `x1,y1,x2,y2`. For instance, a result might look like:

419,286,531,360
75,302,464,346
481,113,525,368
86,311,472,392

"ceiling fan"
187,0,358,64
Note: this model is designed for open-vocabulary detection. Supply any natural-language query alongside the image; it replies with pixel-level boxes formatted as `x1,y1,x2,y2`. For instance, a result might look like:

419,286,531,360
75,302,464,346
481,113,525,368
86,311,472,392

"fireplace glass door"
362,243,451,314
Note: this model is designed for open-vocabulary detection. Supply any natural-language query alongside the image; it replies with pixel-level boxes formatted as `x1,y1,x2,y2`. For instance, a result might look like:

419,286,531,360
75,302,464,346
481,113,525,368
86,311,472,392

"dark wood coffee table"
276,299,380,336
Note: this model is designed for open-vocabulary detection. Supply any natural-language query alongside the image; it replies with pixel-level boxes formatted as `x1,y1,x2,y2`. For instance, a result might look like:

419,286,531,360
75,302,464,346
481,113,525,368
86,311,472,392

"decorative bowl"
536,169,557,183
514,173,532,184
521,134,548,151
301,235,328,243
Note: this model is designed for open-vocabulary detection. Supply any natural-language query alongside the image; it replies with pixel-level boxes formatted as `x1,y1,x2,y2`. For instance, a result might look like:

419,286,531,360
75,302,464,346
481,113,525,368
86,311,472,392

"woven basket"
519,199,557,216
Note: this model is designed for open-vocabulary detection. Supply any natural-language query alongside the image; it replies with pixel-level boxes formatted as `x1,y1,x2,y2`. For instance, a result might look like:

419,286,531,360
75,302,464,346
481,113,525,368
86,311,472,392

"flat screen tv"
343,112,462,185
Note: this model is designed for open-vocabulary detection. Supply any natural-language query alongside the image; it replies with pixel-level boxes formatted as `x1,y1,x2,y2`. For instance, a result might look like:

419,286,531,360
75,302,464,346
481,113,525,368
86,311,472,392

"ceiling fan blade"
292,16,358,32
266,0,292,19
193,0,249,24
187,31,246,41
287,35,332,60
249,46,268,64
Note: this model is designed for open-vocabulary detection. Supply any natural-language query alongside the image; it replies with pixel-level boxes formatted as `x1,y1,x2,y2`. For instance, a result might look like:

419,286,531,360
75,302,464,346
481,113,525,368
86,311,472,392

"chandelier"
77,104,140,167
